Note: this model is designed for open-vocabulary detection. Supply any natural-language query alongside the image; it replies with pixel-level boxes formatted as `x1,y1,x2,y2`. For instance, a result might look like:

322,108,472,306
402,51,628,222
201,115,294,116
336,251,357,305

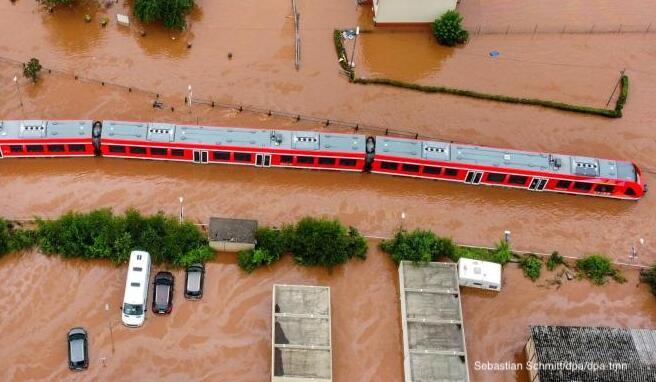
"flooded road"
1,246,653,381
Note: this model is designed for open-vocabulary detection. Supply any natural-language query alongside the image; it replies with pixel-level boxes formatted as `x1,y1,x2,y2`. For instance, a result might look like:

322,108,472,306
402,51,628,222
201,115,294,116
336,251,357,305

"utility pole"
104,303,115,354
179,196,184,223
350,26,360,68
13,75,25,116
606,69,626,107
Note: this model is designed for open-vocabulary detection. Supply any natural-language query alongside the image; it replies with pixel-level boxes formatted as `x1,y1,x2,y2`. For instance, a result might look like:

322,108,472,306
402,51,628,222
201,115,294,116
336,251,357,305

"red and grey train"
0,120,646,200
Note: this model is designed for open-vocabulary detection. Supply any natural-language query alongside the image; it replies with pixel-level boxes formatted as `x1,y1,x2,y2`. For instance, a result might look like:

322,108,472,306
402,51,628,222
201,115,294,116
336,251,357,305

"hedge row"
238,217,367,272
0,210,214,267
334,29,629,118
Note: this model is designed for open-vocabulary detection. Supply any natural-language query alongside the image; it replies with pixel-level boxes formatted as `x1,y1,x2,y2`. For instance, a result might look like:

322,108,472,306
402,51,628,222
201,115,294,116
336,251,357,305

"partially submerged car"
184,263,205,300
152,271,174,314
67,327,89,371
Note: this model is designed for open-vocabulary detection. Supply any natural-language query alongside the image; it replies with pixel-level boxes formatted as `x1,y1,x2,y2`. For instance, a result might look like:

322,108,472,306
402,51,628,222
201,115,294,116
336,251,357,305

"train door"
193,150,208,164
529,177,548,191
465,171,483,184
255,154,271,167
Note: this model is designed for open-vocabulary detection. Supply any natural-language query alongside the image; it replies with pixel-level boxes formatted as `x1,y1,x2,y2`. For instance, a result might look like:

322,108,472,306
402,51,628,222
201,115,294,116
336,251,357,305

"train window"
213,151,230,160
171,149,185,157
380,162,398,170
150,148,167,156
625,187,636,196
486,173,506,183
423,166,441,175
595,184,614,193
573,182,593,191
444,168,459,177
10,145,23,153
555,180,571,189
297,156,315,164
401,164,420,172
234,153,252,162
339,158,356,167
318,157,336,165
26,145,44,153
47,145,65,152
129,146,147,154
508,175,528,185
68,144,86,152
109,145,126,153
280,155,293,163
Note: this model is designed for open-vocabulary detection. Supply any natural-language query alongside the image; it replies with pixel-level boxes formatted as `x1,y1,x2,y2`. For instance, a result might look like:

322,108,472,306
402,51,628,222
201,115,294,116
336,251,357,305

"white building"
372,0,458,25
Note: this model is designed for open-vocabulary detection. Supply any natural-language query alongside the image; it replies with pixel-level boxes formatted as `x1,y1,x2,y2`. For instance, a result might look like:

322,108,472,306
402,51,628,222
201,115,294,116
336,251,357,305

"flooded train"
0,120,646,200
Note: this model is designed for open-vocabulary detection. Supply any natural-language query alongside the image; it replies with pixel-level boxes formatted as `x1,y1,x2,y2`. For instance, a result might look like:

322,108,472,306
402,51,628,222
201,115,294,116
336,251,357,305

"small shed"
457,258,502,291
371,0,458,25
208,217,257,252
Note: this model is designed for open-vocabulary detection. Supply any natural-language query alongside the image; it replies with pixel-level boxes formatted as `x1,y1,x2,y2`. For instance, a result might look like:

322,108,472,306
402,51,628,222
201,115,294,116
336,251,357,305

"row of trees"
0,209,214,267
238,217,368,272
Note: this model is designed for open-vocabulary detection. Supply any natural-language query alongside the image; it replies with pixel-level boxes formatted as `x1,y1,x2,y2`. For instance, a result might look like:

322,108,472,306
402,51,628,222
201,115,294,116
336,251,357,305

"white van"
121,251,151,327
457,258,502,291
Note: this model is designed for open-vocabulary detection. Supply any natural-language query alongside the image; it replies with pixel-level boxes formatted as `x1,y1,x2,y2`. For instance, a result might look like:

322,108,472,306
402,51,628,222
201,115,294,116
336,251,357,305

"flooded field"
1,246,653,381
1,0,656,381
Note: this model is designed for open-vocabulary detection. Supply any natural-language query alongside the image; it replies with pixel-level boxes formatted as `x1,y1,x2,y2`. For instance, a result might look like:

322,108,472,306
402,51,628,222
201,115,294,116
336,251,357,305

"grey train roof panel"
0,120,94,140
375,136,636,180
101,121,366,153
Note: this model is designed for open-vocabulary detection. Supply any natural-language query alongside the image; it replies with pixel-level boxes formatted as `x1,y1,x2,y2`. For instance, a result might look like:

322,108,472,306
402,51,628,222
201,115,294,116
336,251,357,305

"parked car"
152,271,174,314
184,263,205,300
67,327,89,371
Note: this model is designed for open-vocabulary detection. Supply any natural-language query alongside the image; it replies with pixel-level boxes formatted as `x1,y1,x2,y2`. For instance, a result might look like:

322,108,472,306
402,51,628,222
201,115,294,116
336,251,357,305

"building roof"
272,284,332,382
399,261,469,382
528,325,656,382
0,120,94,140
375,136,636,181
208,217,258,244
101,121,367,154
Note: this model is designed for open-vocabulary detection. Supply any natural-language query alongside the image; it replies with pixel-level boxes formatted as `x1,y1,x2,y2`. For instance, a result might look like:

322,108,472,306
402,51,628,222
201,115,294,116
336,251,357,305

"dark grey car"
67,327,89,371
184,263,205,300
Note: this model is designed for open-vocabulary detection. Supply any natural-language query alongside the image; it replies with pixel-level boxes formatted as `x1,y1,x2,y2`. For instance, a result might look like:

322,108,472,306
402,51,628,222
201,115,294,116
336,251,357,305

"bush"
254,227,286,261
520,255,543,281
23,58,42,83
640,266,656,297
546,251,565,271
134,0,195,29
288,217,368,268
0,219,35,256
238,248,277,273
380,229,438,264
576,254,625,285
36,209,213,266
432,10,468,47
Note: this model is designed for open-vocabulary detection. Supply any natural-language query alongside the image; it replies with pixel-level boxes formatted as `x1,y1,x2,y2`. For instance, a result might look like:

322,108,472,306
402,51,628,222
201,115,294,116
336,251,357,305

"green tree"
576,254,625,285
432,10,469,47
520,255,542,281
380,229,438,264
23,58,43,83
134,0,195,29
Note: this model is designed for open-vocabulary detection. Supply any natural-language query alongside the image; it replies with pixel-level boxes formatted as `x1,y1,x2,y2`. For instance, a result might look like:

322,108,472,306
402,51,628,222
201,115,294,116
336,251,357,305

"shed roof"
208,217,257,244
528,325,656,382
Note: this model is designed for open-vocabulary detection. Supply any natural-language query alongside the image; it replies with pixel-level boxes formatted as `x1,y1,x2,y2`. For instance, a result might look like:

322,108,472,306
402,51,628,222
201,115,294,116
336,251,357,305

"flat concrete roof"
0,120,94,140
272,284,332,382
399,261,469,382
208,217,257,244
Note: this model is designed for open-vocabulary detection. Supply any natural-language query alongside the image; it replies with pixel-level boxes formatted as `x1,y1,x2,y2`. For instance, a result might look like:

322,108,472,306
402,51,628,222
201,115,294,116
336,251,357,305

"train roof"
375,136,636,181
0,120,94,140
101,121,367,154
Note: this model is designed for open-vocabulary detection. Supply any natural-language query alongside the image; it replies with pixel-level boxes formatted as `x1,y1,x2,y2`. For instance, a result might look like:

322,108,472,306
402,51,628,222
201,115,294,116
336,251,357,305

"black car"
184,263,205,300
152,271,174,314
67,327,89,371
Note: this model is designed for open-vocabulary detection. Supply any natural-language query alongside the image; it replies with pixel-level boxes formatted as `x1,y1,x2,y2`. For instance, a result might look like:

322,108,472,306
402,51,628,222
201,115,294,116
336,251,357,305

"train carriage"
372,136,645,200
0,120,97,158
99,120,368,171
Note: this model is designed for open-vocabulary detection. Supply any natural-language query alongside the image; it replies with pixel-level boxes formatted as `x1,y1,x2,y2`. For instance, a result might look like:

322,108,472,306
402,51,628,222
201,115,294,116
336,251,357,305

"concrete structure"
399,261,469,382
526,325,656,382
457,258,502,291
208,217,257,252
372,0,458,25
272,284,332,382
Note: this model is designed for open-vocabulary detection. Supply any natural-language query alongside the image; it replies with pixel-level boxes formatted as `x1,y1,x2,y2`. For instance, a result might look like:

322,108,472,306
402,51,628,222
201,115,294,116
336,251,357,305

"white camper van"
122,251,151,327
457,258,502,291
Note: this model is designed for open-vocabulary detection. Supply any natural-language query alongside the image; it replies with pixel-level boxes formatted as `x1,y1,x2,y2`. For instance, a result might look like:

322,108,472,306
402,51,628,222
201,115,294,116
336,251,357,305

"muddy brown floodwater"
1,0,656,381
1,245,654,382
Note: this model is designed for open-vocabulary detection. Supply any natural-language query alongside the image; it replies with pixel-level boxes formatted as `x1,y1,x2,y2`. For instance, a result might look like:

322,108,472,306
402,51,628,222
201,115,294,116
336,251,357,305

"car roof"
187,271,202,292
155,284,171,304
